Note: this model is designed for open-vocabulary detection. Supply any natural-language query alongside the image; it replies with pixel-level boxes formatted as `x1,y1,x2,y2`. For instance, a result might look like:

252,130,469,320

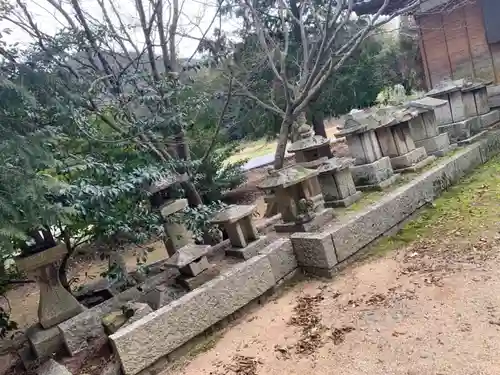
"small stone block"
390,147,427,170
355,173,400,191
37,360,72,375
164,244,210,269
350,156,395,188
102,311,127,334
325,190,362,208
122,302,154,327
290,231,338,270
176,266,220,290
274,208,335,233
457,130,488,146
257,238,297,282
394,155,436,173
26,324,63,359
480,110,500,129
414,133,450,156
179,255,210,277
57,310,105,356
225,236,269,260
160,199,188,218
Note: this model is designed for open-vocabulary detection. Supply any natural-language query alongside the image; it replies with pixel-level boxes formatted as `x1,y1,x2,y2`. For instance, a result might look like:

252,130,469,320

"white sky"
1,1,400,58
1,0,242,58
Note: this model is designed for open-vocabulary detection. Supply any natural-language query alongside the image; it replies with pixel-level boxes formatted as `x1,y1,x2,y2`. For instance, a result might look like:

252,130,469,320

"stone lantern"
15,244,84,329
258,165,334,232
148,174,191,257
407,97,453,157
426,79,500,143
211,204,268,259
374,107,436,172
337,112,399,190
316,157,362,207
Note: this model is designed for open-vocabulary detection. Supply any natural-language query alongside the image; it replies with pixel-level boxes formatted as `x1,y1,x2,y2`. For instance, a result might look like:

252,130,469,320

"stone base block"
457,130,488,146
290,231,337,270
480,109,500,128
26,324,63,359
414,133,451,157
58,310,105,356
257,238,297,283
356,173,400,191
140,285,186,310
324,190,362,208
390,147,427,170
177,266,220,291
274,208,335,233
438,116,481,143
225,236,269,260
394,155,436,173
38,359,72,375
350,156,395,188
109,255,276,375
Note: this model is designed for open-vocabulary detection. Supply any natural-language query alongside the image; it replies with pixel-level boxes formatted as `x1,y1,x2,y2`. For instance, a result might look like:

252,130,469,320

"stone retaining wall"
109,130,500,375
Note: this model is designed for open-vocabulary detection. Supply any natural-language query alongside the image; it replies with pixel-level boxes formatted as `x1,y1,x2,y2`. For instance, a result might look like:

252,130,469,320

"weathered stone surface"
122,302,154,327
26,324,62,358
100,359,122,375
480,109,500,129
414,133,450,156
58,310,104,356
109,255,275,375
474,87,490,115
164,245,210,269
37,360,72,375
102,311,127,334
330,145,486,262
453,143,482,179
0,353,17,375
139,285,186,310
58,286,141,355
290,231,337,270
439,117,481,143
179,256,210,277
177,266,220,291
258,238,297,282
160,199,188,217
479,129,500,162
225,236,269,260
350,156,394,187
390,147,427,170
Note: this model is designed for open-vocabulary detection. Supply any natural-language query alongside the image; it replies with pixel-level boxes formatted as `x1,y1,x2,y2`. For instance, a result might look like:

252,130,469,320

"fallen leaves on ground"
224,355,261,375
331,326,356,345
288,292,325,355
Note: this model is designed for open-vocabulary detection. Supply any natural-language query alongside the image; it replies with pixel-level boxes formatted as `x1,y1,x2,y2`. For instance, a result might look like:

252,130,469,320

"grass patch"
373,156,500,254
226,139,277,164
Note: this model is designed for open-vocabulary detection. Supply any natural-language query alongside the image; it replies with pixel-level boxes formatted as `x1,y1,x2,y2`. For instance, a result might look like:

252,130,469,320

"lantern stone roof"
164,244,210,268
317,157,355,173
288,135,330,153
258,165,318,189
407,97,448,112
211,205,256,224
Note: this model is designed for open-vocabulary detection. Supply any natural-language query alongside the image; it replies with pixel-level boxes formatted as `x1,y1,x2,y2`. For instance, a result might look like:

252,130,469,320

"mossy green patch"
373,156,500,255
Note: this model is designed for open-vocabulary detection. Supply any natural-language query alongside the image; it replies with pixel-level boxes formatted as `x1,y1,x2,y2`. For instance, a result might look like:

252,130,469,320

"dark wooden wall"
417,0,500,89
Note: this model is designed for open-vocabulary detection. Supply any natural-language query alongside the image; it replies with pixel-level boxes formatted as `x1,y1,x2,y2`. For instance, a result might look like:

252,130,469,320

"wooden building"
354,0,500,105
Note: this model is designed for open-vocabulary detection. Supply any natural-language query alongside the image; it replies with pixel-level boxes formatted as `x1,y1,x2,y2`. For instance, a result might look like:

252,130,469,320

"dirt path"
163,158,500,375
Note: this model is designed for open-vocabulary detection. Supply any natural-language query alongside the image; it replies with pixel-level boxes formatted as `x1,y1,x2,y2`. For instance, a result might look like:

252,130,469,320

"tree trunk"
59,231,74,293
274,115,294,170
310,110,327,138
181,180,203,206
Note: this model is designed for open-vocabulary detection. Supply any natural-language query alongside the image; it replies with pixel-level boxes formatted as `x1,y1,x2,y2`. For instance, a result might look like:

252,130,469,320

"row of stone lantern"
426,78,500,143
